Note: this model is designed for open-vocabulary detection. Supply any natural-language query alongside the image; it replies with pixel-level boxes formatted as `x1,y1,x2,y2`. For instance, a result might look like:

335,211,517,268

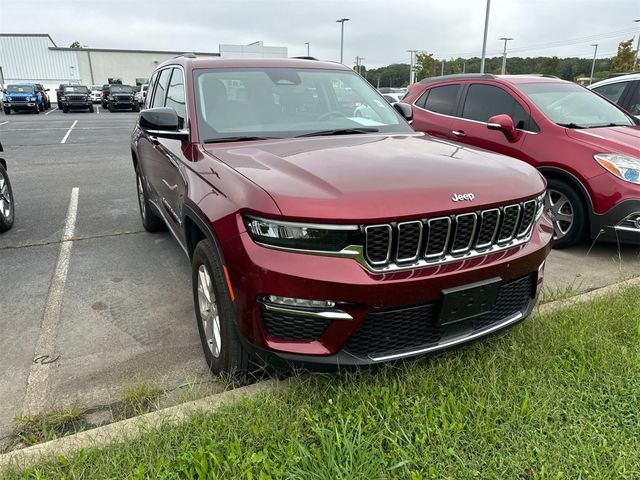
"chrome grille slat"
361,197,542,271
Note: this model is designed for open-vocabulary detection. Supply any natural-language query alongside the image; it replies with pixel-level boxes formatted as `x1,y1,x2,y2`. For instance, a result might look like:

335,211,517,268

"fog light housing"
265,295,336,309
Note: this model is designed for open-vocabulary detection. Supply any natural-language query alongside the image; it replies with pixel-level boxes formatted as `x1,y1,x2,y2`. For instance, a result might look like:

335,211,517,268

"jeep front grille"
364,197,543,271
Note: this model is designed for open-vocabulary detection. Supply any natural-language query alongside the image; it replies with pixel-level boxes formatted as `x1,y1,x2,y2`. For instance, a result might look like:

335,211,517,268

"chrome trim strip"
263,303,353,320
396,220,423,262
364,224,393,265
614,225,640,233
365,310,525,362
476,208,501,249
497,204,521,244
451,212,477,254
517,200,537,238
425,217,452,259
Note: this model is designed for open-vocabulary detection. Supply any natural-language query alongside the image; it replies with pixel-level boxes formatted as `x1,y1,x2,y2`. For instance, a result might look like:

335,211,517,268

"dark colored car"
35,84,51,109
100,84,110,108
60,85,94,113
106,85,139,112
589,73,640,118
402,74,640,248
0,141,14,232
3,84,45,114
131,57,552,377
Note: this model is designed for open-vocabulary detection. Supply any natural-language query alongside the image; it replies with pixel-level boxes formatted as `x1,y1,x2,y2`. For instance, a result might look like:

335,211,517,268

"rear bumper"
590,198,640,244
222,213,553,367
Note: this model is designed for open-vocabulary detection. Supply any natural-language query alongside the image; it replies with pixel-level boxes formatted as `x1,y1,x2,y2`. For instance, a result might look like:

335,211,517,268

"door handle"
452,130,466,137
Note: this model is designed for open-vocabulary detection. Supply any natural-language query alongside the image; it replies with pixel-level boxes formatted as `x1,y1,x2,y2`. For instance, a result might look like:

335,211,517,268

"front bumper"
63,101,92,108
222,213,553,366
5,102,36,110
590,198,640,243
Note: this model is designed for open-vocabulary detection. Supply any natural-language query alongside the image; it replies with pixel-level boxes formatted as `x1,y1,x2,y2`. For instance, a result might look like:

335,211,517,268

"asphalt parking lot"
0,106,638,444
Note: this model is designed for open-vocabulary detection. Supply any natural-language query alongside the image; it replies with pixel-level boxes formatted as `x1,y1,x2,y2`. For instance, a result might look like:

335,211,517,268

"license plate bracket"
439,278,501,326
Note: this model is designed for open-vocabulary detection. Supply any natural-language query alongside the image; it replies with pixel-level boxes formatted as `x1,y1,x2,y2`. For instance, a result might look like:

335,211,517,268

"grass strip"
3,285,640,479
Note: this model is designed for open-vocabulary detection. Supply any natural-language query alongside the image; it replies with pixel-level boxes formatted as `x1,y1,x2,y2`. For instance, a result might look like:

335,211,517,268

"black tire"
135,165,164,232
0,165,15,233
38,103,45,112
62,106,68,113
192,239,251,378
88,105,94,113
3,108,10,115
545,178,587,249
132,105,140,112
33,105,40,114
109,103,114,112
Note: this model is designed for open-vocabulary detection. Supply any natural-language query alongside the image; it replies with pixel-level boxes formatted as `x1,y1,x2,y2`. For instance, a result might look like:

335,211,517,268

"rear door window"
423,84,461,116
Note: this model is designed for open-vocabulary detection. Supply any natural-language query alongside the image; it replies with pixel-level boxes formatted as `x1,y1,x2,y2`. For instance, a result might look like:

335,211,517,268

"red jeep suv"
403,74,640,248
131,57,552,376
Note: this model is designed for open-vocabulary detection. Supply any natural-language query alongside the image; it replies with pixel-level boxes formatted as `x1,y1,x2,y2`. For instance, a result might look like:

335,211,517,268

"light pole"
441,60,445,76
480,0,491,73
499,37,513,75
589,44,598,85
633,19,640,70
407,49,418,84
336,18,349,64
305,42,310,56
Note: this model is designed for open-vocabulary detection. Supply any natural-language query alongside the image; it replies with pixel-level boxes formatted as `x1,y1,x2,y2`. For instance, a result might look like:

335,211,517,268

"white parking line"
0,121,8,126
45,107,58,115
60,120,78,144
23,187,79,414
96,105,100,114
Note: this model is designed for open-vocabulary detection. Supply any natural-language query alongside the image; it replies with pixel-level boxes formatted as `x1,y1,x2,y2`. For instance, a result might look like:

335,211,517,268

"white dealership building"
0,34,288,94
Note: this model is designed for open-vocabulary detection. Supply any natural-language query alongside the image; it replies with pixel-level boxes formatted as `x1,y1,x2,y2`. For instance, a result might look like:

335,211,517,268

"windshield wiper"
591,122,630,128
295,127,379,138
556,122,586,129
202,136,274,144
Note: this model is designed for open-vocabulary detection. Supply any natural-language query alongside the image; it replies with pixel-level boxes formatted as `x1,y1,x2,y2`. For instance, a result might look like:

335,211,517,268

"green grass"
539,279,584,304
8,405,86,451
4,286,640,479
115,379,164,419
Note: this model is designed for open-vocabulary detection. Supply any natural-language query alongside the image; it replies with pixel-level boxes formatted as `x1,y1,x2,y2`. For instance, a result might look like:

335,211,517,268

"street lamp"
407,49,418,84
589,44,598,85
480,0,491,73
305,42,310,57
633,19,640,70
336,18,349,64
499,37,513,75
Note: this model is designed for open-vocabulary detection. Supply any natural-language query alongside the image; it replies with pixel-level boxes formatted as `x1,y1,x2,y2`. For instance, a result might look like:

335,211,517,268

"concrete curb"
537,275,640,315
0,379,288,472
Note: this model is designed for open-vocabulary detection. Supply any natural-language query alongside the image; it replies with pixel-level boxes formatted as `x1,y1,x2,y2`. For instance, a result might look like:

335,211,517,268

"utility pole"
377,76,380,88
462,61,466,73
589,43,598,85
355,56,362,74
336,18,349,64
480,0,491,73
633,20,640,70
407,49,418,84
441,60,445,76
499,37,513,75
305,42,310,56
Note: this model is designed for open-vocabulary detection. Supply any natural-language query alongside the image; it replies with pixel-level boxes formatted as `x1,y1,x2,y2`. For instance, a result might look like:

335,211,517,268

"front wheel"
3,108,10,115
192,239,251,378
108,103,114,112
88,105,94,113
135,165,164,232
33,105,40,114
0,165,15,232
545,178,587,248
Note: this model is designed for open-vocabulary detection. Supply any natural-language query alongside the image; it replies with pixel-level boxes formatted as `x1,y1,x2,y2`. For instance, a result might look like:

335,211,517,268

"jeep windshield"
194,68,413,141
110,86,134,93
62,86,89,93
7,85,35,93
519,82,634,128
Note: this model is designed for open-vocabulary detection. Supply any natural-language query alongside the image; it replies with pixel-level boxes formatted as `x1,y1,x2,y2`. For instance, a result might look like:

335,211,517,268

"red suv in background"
403,74,640,248
132,58,552,377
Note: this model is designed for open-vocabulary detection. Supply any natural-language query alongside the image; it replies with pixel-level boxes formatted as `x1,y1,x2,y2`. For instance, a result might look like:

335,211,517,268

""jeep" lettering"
451,193,475,202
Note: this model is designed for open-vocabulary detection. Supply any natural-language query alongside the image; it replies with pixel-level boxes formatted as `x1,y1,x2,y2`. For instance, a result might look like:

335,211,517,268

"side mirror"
139,108,187,140
487,114,518,142
393,102,413,122
45,88,50,92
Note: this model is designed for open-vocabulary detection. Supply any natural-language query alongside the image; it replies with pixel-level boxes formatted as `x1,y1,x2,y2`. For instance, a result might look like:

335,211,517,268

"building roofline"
49,46,219,56
0,33,57,46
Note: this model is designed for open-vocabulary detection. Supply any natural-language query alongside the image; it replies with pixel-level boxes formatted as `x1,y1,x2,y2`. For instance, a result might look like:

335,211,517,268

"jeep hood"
565,125,640,157
202,134,545,222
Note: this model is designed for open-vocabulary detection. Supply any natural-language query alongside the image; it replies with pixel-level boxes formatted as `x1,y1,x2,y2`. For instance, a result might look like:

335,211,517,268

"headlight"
244,215,361,251
535,192,546,221
60,96,66,101
594,154,640,185
29,96,36,101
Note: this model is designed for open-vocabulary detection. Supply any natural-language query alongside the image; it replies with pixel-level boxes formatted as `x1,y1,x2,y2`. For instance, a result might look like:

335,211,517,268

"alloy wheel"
0,174,11,219
197,264,221,358
546,188,574,240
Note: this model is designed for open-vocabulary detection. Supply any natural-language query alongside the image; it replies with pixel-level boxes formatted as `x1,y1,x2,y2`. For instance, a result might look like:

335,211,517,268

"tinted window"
415,89,429,108
424,84,460,116
626,83,640,116
593,82,628,104
462,84,533,130
151,69,171,109
166,68,186,129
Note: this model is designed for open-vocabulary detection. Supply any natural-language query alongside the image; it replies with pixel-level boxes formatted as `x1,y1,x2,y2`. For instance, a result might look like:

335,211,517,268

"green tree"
367,64,411,88
415,52,437,81
611,38,636,73
69,41,82,48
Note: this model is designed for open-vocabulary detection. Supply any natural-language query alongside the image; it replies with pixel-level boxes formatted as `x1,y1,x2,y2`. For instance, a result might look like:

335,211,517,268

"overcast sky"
2,0,639,68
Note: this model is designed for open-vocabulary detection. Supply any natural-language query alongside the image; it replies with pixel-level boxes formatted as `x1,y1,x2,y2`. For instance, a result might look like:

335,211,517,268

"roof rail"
509,73,559,79
291,56,319,61
173,52,197,59
418,73,495,84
